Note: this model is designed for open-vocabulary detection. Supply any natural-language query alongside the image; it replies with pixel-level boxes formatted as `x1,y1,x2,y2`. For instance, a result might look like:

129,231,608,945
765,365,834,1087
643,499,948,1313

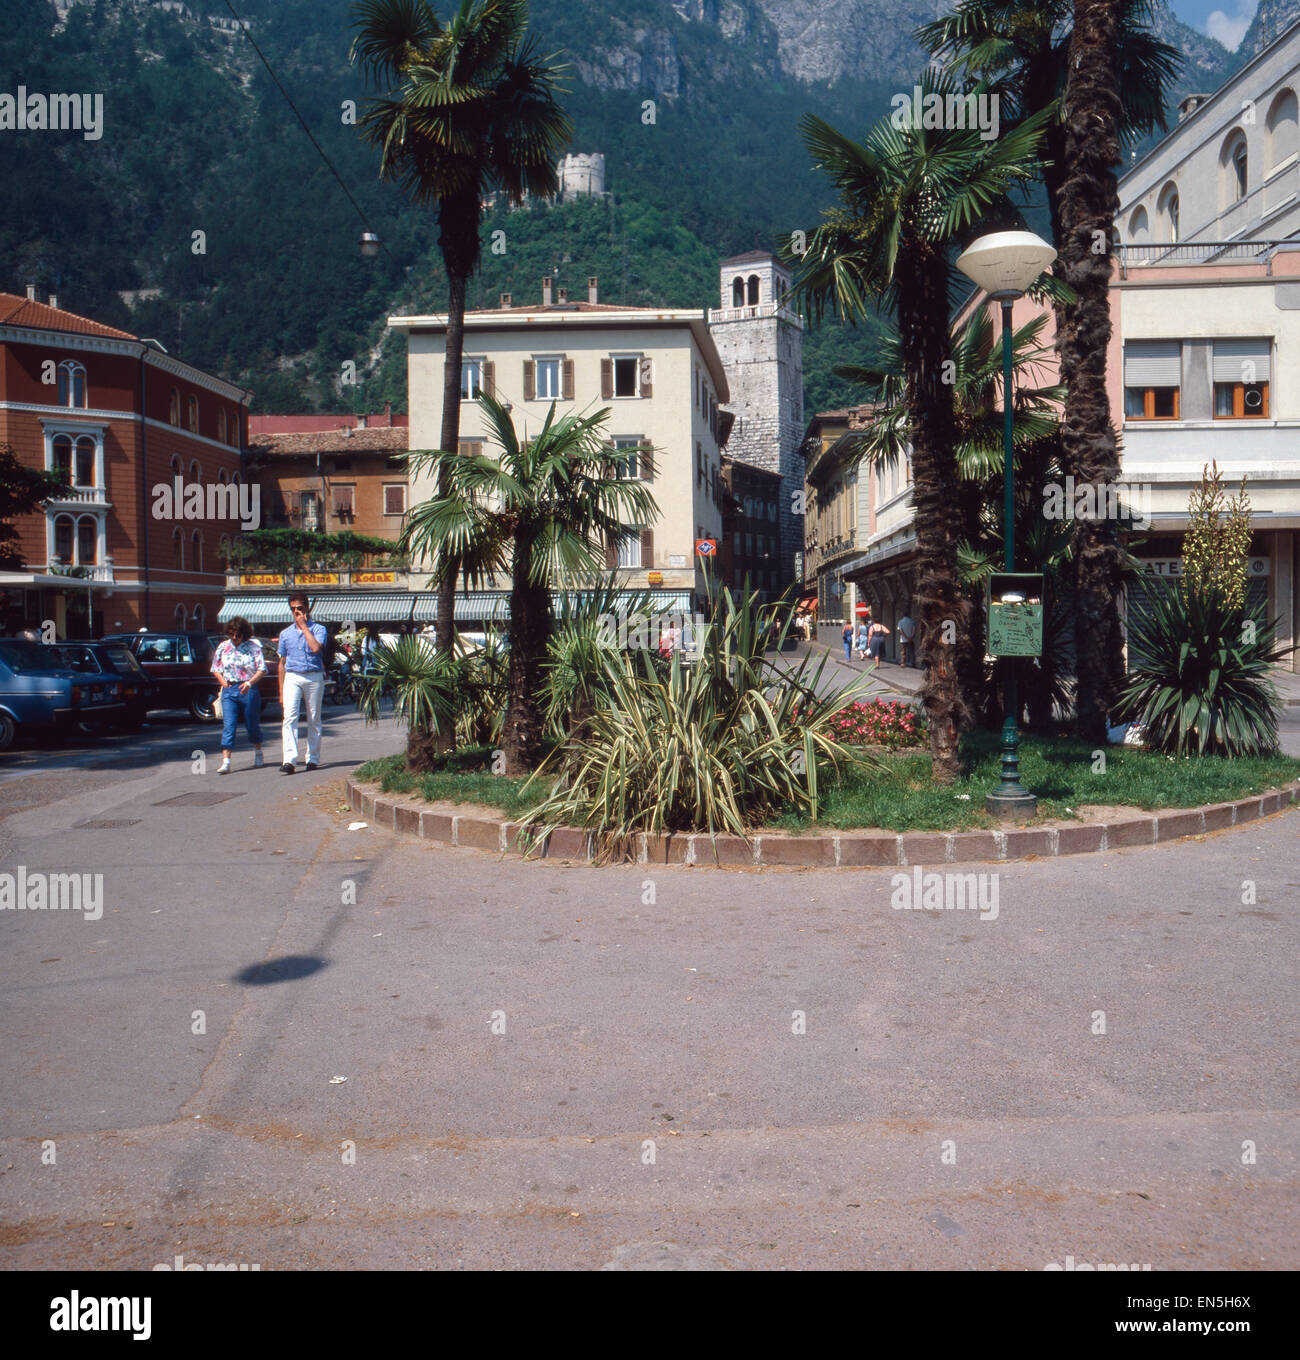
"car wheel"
190,688,220,722
0,712,14,751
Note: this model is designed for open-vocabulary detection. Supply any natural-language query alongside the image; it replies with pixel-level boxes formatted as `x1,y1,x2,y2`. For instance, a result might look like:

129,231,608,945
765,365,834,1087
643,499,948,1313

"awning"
411,592,510,623
218,595,294,625
309,593,416,623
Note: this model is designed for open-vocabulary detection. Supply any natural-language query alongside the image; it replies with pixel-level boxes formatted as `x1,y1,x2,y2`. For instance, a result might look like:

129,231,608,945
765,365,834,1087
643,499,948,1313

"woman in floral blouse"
210,616,267,774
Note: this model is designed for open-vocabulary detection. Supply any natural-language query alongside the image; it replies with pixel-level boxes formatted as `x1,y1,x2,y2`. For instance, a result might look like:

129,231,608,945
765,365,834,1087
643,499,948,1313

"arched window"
216,409,227,444
169,388,180,426
57,361,87,408
74,436,95,486
1157,182,1179,242
218,468,229,484
54,515,74,563
1221,130,1248,203
746,274,760,306
169,455,182,480
192,604,205,630
1267,89,1299,169
189,459,201,484
77,518,97,566
191,530,203,573
1129,205,1149,241
731,276,745,307
174,604,187,629
52,434,73,480
186,395,199,433
172,528,184,570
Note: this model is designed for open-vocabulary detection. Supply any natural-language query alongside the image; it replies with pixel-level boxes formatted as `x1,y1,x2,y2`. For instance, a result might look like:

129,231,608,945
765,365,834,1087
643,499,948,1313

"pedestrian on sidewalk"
277,591,327,774
841,619,853,661
898,611,916,668
210,617,265,774
867,617,891,672
855,619,870,661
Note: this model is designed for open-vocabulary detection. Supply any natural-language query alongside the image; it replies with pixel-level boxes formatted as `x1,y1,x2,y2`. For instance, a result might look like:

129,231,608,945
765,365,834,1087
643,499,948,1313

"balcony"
46,484,109,508
708,301,803,327
48,560,114,584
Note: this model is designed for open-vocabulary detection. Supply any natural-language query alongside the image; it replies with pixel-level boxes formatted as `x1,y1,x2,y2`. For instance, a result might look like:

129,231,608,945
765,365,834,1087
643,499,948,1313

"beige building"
390,276,731,618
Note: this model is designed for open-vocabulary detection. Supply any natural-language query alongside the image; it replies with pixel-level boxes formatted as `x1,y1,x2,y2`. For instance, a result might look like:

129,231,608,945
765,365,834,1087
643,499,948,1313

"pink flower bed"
827,699,927,750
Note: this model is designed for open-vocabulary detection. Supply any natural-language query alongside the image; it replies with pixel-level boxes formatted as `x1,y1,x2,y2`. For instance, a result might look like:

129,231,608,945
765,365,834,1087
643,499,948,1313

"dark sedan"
100,632,279,722
43,641,155,731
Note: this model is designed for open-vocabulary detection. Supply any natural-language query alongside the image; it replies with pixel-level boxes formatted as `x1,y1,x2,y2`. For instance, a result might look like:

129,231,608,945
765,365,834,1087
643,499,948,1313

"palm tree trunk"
436,266,468,661
899,244,967,783
502,544,549,776
1059,0,1127,743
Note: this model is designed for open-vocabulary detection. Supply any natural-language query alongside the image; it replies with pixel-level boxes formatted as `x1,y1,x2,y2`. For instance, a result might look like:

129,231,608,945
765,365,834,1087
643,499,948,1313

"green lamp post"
955,230,1056,819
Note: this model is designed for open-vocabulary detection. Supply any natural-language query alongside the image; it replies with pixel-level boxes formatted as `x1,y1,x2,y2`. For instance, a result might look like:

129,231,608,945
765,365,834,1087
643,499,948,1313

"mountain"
0,0,1244,419
1240,0,1300,57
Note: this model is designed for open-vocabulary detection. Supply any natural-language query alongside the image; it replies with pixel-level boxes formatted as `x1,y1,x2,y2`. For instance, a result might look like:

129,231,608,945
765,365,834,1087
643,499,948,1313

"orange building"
0,287,250,636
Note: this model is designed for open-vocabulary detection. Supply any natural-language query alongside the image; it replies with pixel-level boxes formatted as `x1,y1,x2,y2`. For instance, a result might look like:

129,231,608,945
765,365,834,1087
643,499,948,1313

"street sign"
695,539,716,557
987,572,1044,657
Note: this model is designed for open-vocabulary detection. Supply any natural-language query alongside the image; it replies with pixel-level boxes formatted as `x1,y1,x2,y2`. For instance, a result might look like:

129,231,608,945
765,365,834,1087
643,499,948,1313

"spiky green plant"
520,585,883,859
357,636,481,771
1119,580,1291,757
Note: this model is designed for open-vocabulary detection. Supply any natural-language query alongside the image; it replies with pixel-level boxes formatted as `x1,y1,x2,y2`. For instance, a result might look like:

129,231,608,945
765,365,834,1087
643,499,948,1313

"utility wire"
220,0,402,268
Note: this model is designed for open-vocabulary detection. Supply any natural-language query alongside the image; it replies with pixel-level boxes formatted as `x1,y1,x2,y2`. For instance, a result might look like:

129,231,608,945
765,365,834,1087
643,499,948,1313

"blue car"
0,639,126,751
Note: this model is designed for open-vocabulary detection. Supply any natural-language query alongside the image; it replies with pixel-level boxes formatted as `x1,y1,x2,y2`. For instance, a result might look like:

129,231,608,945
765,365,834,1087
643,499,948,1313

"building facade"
391,276,731,620
708,252,805,593
0,287,250,637
718,456,784,602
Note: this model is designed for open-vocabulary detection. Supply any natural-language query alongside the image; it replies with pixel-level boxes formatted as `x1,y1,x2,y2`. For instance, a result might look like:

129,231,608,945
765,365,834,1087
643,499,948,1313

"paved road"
0,706,1296,1270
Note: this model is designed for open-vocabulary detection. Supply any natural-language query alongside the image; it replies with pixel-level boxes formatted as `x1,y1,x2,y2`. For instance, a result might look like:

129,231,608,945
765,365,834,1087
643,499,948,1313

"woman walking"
855,618,870,661
210,616,266,774
841,618,853,662
867,616,892,672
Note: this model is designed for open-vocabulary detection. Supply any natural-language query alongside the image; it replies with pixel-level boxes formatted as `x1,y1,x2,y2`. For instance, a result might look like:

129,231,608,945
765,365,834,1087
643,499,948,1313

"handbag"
212,689,224,720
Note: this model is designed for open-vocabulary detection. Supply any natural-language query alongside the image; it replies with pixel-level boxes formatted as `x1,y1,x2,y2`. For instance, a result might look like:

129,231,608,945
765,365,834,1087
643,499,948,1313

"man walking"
898,610,916,668
277,591,326,774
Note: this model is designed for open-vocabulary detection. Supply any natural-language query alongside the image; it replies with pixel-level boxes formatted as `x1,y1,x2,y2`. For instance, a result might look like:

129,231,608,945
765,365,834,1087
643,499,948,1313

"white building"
390,275,730,619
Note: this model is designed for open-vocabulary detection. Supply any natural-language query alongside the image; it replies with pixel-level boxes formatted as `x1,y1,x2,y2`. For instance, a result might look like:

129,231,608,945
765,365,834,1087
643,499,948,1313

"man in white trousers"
277,591,327,774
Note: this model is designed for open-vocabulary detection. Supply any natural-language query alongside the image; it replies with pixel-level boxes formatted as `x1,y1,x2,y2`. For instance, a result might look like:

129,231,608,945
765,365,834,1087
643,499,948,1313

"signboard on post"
695,540,716,558
987,572,1044,658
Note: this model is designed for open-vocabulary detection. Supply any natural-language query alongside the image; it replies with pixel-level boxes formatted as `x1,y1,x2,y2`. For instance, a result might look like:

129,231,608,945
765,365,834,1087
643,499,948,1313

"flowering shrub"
825,698,927,749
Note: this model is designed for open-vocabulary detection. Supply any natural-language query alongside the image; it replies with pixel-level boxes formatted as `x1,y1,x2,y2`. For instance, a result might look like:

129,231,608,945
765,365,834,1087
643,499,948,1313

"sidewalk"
794,637,1300,706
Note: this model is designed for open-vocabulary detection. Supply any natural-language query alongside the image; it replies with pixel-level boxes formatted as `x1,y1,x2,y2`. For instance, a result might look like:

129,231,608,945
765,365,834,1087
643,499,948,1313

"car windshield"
46,645,100,672
0,641,68,673
102,646,145,676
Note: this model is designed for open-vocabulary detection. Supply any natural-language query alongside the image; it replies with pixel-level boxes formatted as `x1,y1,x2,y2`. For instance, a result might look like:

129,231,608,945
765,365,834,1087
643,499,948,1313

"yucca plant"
521,585,883,859
1119,579,1291,757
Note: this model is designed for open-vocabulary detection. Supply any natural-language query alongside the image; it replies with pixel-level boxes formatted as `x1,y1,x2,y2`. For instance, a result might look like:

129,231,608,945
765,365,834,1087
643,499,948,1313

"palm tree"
350,0,572,664
401,395,658,775
1058,0,1129,743
840,307,1066,722
791,71,1048,782
916,0,1180,250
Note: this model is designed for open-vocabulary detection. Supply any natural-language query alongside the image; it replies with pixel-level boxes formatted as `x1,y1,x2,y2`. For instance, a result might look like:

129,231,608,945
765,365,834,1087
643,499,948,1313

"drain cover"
74,818,142,829
152,792,247,807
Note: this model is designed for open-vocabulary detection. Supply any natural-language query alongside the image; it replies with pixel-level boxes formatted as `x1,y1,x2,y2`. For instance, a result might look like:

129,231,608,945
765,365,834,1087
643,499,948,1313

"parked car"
0,639,126,750
100,632,279,722
42,640,155,730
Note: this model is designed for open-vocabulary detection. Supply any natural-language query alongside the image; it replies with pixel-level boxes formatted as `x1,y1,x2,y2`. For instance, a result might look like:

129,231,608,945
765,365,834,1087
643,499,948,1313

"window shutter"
639,360,653,399
1123,340,1181,386
1212,338,1271,383
641,441,654,483
562,358,574,400
481,360,495,399
522,360,535,402
601,359,613,400
640,528,654,569
605,536,617,569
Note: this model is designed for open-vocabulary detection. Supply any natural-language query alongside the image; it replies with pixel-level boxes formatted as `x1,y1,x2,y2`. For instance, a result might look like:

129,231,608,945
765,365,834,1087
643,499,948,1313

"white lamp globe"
956,230,1057,298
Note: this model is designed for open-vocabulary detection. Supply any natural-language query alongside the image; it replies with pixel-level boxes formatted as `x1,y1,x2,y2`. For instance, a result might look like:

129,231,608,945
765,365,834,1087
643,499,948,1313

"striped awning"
218,595,294,626
411,592,511,623
309,593,416,623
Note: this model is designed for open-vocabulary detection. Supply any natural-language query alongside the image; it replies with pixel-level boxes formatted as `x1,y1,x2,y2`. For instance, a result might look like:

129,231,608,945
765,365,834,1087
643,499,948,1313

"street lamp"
956,229,1056,819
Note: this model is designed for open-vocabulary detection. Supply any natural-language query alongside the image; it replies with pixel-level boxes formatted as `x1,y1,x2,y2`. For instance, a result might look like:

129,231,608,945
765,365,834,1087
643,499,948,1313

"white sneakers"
253,751,265,768
218,757,232,775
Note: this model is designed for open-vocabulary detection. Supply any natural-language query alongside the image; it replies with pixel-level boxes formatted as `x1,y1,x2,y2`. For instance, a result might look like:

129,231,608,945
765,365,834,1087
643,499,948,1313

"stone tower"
708,251,804,590
557,153,606,200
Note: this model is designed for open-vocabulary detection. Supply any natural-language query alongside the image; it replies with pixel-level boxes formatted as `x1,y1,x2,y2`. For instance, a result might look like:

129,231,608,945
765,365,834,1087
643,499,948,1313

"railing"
46,485,108,506
1117,239,1298,272
708,302,803,326
48,560,114,583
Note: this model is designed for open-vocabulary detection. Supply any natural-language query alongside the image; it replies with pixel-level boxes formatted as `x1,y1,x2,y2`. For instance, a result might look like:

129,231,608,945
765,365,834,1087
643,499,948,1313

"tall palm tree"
1058,0,1129,743
401,395,658,775
350,0,572,665
791,72,1048,782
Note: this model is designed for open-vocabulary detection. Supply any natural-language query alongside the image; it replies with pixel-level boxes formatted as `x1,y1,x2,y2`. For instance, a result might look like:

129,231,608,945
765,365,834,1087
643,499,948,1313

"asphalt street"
0,703,1295,1271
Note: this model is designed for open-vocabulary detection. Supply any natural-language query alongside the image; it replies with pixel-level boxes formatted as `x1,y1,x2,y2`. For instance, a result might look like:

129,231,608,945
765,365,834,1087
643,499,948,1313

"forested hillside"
1,0,1234,418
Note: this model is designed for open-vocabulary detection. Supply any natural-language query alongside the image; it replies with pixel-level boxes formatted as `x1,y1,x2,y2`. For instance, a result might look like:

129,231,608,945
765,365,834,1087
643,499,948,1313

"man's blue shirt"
278,620,328,673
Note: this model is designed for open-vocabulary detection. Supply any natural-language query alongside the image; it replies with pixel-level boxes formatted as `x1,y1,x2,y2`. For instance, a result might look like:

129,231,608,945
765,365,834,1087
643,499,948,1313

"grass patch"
353,747,550,818
771,731,1300,832
355,733,1300,834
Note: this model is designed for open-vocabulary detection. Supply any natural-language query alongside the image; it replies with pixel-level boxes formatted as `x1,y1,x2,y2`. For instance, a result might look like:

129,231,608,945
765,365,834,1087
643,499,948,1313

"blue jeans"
843,636,852,660
221,684,263,750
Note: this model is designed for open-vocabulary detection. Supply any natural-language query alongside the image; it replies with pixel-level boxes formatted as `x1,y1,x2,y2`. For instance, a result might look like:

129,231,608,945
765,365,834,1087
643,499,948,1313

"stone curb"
344,777,1300,869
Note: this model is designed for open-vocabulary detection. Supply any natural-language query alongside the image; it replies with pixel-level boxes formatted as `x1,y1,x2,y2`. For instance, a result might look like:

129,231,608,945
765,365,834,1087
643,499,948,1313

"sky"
1171,0,1260,51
